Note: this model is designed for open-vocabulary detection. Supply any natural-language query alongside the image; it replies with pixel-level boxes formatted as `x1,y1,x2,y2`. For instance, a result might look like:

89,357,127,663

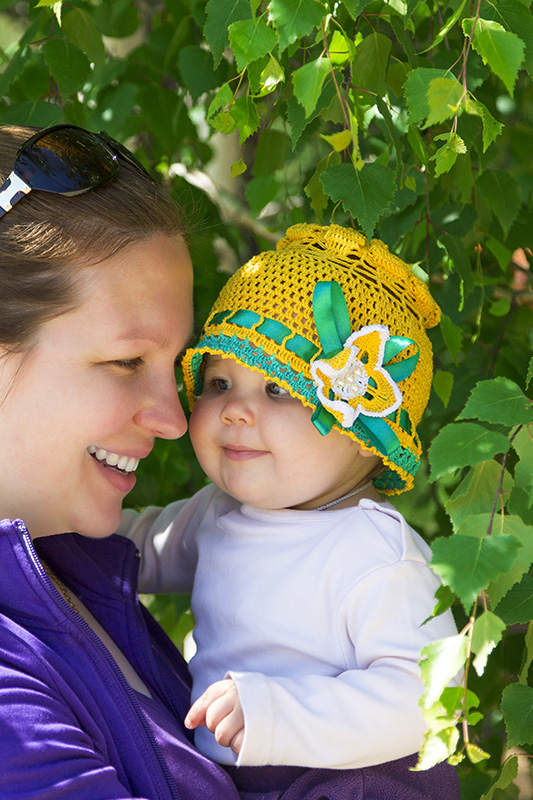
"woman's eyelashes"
109,357,144,370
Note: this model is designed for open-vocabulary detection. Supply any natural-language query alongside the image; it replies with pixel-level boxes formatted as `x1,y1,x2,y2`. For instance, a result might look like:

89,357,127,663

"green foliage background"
1,0,532,795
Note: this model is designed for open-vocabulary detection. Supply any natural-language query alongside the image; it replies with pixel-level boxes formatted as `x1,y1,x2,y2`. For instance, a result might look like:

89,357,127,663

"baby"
119,224,459,797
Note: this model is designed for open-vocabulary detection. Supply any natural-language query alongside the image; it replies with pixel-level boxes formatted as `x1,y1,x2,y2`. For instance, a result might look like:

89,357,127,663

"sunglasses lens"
16,127,118,195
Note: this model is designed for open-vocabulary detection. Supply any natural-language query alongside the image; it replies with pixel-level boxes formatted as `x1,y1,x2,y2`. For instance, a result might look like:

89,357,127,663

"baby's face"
189,355,378,510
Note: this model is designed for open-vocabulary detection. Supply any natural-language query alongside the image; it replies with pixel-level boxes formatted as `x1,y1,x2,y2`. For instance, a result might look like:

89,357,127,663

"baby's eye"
110,357,144,370
203,377,231,393
266,382,290,397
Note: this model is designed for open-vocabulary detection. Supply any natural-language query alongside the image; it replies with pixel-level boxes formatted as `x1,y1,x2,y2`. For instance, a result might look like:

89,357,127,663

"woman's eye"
266,382,289,397
110,357,144,370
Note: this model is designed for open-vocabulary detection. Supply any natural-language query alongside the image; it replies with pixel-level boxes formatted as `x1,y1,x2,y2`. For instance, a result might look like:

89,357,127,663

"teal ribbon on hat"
310,281,419,456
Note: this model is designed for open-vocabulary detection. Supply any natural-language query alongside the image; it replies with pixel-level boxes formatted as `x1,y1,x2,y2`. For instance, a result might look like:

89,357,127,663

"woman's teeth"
87,445,139,473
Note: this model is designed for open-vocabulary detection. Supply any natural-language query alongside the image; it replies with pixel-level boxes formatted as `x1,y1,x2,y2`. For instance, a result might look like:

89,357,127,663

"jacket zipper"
18,521,181,800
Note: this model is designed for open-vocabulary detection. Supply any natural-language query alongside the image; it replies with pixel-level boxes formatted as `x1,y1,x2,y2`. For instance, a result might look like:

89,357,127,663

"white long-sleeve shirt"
118,485,458,768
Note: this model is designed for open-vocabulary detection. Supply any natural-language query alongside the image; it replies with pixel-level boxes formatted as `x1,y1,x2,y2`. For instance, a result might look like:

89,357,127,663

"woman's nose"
134,379,188,440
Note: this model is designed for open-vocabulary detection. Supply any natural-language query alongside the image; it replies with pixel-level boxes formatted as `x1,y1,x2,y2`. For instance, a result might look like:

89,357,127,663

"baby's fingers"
185,679,234,730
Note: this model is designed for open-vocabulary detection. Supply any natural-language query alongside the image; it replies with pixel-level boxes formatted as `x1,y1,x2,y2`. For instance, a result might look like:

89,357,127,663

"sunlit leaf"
431,534,521,611
426,77,464,126
429,422,510,481
268,0,326,52
458,377,533,426
229,17,278,72
419,634,468,708
471,610,506,675
463,17,525,95
293,57,332,117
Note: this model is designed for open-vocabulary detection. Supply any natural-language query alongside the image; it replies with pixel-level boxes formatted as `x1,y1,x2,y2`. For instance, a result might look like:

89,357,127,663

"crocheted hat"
182,223,440,494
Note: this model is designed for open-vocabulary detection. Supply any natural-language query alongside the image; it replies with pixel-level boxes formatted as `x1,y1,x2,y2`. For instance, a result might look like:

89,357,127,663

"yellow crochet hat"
182,223,440,494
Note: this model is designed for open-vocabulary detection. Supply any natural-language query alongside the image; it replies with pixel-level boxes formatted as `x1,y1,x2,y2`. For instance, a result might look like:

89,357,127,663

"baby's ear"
356,444,378,459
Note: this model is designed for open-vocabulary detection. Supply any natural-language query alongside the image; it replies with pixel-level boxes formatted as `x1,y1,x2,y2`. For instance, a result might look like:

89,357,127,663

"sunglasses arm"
0,171,32,218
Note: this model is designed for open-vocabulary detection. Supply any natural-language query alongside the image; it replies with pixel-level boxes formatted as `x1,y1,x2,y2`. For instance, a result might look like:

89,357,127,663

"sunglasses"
0,123,151,220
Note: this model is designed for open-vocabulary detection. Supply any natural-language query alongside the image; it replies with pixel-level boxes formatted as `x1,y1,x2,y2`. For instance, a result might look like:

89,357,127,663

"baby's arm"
117,484,219,594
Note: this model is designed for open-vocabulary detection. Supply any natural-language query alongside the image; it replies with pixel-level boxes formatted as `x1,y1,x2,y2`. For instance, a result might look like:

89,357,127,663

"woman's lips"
223,445,268,461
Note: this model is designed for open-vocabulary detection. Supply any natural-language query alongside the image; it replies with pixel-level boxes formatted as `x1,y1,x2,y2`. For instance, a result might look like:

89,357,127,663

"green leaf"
439,233,474,296
253,129,290,176
433,370,454,408
471,610,506,676
488,514,533,605
42,39,91,100
293,57,332,117
465,99,504,151
304,153,340,223
431,534,522,611
320,161,396,239
229,17,278,72
513,426,533,507
62,8,105,68
486,236,512,270
329,30,352,66
431,132,467,177
439,313,463,364
321,129,352,151
501,683,533,748
231,158,247,178
204,0,251,67
245,175,278,215
268,0,326,52
404,67,449,124
343,0,372,19
419,0,469,54
429,422,510,481
528,357,533,389
484,0,533,80
463,18,525,95
466,743,491,763
255,54,285,97
232,95,260,143
477,169,521,237
519,622,533,684
416,725,460,770
480,755,519,800
419,633,468,708
177,46,224,101
351,32,392,96
494,573,533,624
0,45,31,98
426,77,464,126
458,377,533,426
446,460,512,532
287,78,336,146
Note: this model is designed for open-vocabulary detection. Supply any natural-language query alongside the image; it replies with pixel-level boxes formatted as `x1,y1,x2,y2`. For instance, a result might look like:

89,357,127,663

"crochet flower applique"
310,325,403,429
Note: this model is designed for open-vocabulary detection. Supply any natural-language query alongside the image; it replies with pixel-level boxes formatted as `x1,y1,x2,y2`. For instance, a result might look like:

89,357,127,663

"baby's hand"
185,678,245,754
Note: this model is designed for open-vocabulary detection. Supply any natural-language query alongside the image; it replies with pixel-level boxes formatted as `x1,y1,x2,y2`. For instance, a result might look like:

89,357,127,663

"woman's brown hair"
0,125,188,350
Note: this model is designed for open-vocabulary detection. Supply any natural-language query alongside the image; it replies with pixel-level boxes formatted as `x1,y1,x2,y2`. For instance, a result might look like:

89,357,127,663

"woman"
0,123,240,800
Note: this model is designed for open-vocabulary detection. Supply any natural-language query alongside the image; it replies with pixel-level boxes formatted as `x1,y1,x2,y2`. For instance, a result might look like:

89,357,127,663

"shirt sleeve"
230,559,460,769
116,485,219,594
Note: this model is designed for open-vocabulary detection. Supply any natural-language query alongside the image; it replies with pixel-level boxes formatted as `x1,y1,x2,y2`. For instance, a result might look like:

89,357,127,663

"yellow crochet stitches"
182,223,441,494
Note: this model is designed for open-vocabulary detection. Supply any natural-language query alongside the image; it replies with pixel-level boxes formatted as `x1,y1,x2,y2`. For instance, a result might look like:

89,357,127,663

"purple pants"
225,754,460,800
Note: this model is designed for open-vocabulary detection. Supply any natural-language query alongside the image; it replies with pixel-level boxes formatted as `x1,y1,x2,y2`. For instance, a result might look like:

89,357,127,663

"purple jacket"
0,517,240,800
